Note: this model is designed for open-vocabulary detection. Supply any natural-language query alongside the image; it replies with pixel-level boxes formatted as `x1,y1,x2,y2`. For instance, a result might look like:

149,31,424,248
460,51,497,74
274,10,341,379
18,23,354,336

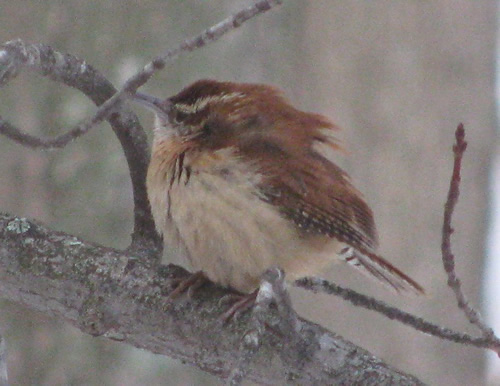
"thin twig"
0,38,138,150
0,0,282,149
296,125,500,355
0,108,111,149
0,40,124,149
441,124,500,352
295,276,500,353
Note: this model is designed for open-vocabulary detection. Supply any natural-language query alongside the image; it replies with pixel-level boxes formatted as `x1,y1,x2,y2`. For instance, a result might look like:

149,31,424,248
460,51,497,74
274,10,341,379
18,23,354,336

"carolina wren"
133,80,424,295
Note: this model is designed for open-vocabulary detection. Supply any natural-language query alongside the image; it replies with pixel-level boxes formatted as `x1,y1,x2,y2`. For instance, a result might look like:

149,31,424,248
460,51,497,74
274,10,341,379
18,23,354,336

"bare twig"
0,108,112,149
126,0,283,93
295,276,500,352
151,0,283,69
0,117,57,149
441,124,500,352
295,124,500,355
0,0,282,149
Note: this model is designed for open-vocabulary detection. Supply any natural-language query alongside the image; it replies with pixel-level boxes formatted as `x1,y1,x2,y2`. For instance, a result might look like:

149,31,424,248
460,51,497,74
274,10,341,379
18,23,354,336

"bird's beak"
132,91,172,122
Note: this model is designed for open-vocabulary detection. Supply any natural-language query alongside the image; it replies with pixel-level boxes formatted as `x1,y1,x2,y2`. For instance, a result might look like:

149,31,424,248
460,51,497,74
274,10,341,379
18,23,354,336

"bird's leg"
167,270,207,300
219,289,259,323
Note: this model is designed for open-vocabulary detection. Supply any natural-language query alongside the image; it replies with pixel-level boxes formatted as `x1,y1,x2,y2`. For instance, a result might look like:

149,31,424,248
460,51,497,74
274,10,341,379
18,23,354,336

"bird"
133,79,424,299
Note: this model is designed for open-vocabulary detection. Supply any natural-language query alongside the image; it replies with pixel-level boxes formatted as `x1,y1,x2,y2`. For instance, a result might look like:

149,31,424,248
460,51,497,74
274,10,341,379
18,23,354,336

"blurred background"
0,1,497,385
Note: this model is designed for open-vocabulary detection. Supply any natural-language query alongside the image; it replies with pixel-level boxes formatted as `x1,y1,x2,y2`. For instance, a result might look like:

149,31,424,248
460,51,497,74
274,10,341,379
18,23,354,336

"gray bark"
0,213,423,385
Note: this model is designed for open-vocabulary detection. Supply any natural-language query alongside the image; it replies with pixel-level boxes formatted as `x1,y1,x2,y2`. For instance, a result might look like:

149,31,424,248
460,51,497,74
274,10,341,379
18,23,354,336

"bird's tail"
342,247,425,295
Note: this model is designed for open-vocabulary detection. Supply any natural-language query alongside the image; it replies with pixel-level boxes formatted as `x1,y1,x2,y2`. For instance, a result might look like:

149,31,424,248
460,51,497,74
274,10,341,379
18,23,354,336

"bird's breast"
146,139,342,292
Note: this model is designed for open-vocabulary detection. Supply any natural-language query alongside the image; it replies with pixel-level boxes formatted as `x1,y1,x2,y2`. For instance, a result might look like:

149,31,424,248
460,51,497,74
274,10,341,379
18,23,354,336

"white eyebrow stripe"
175,92,246,113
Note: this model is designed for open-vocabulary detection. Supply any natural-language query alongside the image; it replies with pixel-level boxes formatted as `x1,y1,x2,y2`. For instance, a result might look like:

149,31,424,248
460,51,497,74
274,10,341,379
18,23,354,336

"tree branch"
0,39,162,258
441,124,500,353
0,0,283,262
295,276,498,351
0,0,282,150
0,213,422,385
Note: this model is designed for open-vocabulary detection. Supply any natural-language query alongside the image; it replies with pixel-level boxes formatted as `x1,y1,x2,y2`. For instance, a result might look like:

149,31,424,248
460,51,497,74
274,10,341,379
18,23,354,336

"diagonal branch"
0,213,423,385
295,276,500,352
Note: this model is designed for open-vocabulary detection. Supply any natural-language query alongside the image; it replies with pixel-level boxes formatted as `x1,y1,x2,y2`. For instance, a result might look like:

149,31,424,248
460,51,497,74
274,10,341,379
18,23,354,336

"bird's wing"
237,116,424,295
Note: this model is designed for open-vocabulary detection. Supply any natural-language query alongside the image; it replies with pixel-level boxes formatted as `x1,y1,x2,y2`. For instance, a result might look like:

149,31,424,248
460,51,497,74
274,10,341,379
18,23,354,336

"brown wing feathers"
240,125,379,252
236,96,423,295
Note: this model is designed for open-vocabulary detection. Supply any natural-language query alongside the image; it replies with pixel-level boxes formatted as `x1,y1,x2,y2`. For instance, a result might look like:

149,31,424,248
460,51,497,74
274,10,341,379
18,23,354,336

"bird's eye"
169,109,188,124
175,111,188,122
